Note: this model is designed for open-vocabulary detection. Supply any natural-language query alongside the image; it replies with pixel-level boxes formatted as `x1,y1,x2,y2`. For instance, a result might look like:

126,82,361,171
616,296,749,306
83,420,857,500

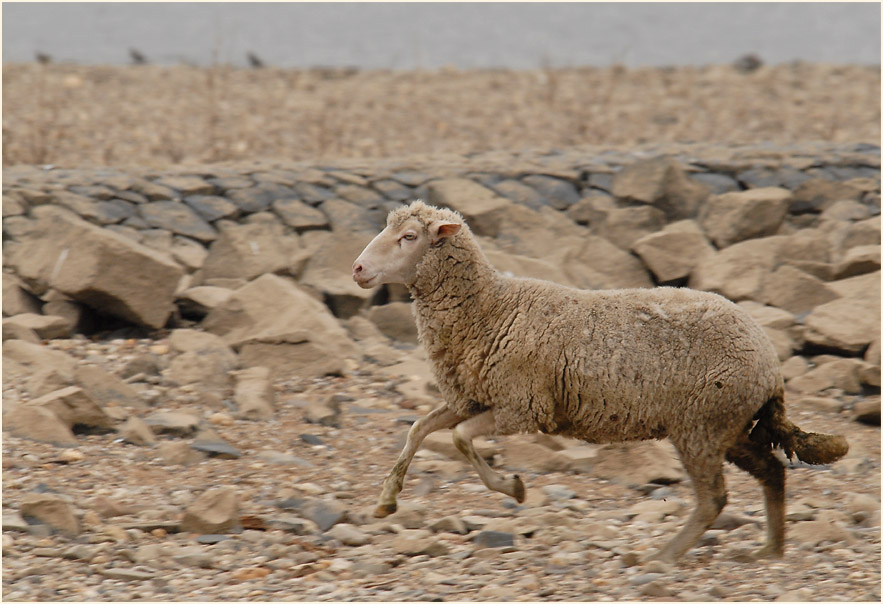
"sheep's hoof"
373,502,397,518
512,475,526,504
752,544,784,560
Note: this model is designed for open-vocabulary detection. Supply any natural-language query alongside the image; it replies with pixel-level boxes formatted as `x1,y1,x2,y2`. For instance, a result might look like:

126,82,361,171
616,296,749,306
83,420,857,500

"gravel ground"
2,62,879,168
2,336,880,602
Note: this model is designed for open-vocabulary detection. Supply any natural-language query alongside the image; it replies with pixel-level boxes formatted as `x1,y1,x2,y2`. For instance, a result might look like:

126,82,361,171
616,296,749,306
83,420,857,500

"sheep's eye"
402,233,417,242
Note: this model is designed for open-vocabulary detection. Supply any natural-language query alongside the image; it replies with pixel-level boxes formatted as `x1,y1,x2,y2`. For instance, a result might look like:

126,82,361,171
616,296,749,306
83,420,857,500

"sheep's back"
483,280,781,440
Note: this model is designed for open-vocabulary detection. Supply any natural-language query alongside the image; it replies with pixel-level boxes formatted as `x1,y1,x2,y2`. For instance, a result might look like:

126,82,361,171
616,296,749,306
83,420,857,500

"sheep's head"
352,201,462,289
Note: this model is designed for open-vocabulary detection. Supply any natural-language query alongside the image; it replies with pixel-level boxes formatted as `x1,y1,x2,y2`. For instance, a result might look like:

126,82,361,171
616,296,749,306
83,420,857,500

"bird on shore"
247,52,265,68
129,48,148,65
35,51,52,64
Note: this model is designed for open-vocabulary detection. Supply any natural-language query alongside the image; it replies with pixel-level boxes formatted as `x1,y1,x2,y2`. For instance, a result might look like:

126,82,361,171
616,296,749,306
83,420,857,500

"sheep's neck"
408,237,497,350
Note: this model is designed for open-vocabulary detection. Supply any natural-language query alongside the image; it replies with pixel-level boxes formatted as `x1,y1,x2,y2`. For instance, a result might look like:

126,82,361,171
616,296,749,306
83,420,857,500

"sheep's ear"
429,221,461,245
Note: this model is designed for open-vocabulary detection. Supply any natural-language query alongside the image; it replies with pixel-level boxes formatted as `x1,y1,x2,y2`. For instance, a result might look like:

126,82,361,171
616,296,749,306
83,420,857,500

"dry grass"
2,62,879,169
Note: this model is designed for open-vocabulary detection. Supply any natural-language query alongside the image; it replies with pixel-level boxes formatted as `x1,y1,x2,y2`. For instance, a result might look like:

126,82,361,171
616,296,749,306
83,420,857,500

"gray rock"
153,175,215,196
184,195,239,222
521,175,581,210
300,499,347,532
371,179,413,202
293,182,336,205
790,179,863,214
227,184,294,213
490,179,546,210
191,430,241,458
99,568,155,581
473,530,515,548
138,201,218,242
689,172,740,194
336,184,385,207
272,198,329,231
319,198,385,234
256,451,315,467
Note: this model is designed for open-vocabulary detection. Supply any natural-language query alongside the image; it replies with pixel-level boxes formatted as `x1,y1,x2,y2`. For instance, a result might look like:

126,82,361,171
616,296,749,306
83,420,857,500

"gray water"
2,3,880,69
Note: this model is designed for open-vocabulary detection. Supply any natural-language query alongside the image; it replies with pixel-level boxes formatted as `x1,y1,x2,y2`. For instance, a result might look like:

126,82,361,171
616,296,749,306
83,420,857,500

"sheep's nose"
353,262,363,274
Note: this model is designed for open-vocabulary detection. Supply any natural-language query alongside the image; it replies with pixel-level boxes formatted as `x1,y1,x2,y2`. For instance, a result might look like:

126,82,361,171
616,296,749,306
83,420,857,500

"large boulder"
200,220,305,282
698,187,791,247
27,386,115,432
599,206,667,251
804,297,881,355
610,157,709,220
2,273,42,316
690,236,786,301
631,220,715,284
298,230,376,319
427,179,513,237
557,236,653,290
366,302,418,344
8,207,183,329
202,274,359,378
492,204,585,260
760,265,839,315
165,329,238,392
4,405,78,446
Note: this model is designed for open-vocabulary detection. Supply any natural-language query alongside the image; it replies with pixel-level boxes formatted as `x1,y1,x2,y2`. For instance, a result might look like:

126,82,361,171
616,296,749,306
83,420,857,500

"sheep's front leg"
374,405,463,518
452,410,526,503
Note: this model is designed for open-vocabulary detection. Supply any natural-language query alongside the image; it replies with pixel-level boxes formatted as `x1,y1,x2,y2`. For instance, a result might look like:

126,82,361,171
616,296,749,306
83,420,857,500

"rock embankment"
2,142,880,601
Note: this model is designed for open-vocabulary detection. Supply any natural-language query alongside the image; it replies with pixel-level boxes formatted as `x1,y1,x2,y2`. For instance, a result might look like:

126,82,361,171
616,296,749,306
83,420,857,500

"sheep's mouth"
353,273,379,288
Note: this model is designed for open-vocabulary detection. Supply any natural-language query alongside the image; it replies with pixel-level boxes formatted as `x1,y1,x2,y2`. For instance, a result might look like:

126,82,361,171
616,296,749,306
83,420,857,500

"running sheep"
352,200,849,563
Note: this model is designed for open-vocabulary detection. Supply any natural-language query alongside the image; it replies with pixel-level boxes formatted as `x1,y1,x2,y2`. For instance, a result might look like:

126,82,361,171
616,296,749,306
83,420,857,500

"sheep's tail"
749,391,849,465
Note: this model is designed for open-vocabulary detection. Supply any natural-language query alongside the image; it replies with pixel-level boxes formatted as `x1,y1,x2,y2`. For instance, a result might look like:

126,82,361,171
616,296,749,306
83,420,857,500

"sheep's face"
352,217,461,288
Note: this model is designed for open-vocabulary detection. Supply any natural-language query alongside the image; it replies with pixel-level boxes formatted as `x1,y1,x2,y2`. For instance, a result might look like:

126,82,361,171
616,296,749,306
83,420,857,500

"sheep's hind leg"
646,449,727,563
726,436,785,559
374,405,463,518
452,410,525,503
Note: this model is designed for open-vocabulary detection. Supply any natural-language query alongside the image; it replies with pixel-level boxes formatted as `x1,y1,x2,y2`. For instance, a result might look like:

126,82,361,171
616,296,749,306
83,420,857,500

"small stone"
392,533,451,557
119,416,157,446
180,487,240,534
326,523,371,546
473,530,515,549
99,568,155,581
144,410,200,436
20,492,80,536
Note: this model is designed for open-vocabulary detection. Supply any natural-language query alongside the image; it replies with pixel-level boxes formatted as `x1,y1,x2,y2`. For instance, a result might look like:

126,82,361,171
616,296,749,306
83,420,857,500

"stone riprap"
2,142,881,601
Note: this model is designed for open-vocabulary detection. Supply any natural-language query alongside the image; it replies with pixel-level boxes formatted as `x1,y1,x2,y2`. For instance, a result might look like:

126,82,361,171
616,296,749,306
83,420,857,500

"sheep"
352,200,849,563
